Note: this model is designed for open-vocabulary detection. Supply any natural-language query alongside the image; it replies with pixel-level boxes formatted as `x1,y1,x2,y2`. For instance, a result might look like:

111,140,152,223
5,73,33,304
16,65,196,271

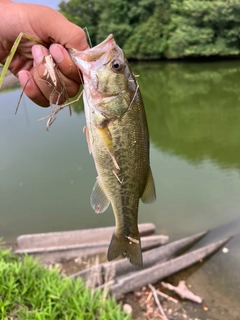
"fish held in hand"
69,34,156,267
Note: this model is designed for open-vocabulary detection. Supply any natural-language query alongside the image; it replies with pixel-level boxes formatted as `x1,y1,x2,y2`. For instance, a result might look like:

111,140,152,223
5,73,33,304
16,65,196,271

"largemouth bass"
69,34,156,267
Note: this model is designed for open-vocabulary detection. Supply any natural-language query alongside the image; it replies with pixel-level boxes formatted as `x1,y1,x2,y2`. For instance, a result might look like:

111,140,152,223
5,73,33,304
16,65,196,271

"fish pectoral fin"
141,167,156,204
90,178,110,214
83,125,92,154
97,127,120,170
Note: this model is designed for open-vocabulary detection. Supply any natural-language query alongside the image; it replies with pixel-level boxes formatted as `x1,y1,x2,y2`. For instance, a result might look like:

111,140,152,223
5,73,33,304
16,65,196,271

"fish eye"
112,59,123,72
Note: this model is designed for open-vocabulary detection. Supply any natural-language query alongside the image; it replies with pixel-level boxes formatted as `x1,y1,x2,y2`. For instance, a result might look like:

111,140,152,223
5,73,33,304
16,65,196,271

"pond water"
1,61,240,319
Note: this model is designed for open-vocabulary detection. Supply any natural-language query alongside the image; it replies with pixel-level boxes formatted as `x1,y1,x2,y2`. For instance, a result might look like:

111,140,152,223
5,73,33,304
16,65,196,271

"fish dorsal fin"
141,168,156,204
91,178,110,214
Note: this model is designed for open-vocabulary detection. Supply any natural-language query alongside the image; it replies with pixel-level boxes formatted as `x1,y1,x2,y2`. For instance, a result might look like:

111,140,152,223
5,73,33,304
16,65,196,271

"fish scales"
69,34,156,267
92,93,149,225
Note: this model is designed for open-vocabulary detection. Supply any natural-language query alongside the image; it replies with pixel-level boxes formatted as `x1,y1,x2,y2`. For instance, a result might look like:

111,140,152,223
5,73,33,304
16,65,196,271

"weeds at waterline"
0,246,130,319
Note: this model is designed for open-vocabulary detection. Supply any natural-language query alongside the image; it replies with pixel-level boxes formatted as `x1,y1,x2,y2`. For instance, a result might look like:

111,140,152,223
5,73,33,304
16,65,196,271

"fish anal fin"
90,178,110,214
141,167,156,204
107,232,143,267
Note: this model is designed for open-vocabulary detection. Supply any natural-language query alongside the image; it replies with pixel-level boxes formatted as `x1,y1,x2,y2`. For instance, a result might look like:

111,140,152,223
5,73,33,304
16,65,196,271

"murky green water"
1,61,240,319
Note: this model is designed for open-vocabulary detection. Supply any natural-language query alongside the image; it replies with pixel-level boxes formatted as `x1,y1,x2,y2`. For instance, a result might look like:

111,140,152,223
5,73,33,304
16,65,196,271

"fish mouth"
69,34,115,76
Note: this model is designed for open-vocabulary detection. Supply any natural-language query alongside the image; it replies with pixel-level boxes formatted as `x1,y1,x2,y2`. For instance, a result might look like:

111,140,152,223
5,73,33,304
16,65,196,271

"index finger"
31,7,89,50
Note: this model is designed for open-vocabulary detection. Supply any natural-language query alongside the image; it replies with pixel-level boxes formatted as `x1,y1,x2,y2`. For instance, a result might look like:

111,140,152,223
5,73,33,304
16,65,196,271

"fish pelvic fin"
141,167,156,204
91,178,110,214
107,232,143,267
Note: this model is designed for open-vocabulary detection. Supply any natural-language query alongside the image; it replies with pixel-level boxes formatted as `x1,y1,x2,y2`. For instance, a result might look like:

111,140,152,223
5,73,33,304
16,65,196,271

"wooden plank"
17,223,156,249
108,237,230,299
15,234,168,263
71,231,207,285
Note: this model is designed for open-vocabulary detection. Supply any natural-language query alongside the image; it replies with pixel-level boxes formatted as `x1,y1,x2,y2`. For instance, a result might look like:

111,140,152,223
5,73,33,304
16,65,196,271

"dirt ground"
51,255,213,320
4,242,224,320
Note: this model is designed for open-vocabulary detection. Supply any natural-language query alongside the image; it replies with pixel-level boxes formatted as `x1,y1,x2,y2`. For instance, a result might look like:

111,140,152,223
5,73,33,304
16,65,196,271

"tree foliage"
167,0,240,58
59,0,240,59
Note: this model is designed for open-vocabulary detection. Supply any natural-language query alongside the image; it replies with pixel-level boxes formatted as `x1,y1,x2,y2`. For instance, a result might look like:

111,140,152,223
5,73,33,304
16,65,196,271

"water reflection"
133,61,240,170
1,62,240,240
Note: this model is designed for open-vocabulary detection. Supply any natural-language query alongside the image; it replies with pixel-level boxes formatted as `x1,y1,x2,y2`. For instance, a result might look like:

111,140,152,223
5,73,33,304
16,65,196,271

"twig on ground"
155,288,178,304
148,284,169,320
146,290,153,303
161,280,202,304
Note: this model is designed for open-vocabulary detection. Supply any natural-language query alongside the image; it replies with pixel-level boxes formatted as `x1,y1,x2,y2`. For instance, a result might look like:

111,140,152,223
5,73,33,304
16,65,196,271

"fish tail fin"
107,232,143,267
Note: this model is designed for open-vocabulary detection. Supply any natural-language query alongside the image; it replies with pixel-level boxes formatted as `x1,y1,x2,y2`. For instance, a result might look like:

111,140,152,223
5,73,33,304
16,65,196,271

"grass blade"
0,32,46,89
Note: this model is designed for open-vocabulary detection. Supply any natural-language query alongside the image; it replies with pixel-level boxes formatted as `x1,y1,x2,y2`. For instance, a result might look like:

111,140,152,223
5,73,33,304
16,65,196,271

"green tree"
58,0,170,57
96,0,132,47
59,0,103,46
167,0,240,58
123,2,170,59
59,0,240,59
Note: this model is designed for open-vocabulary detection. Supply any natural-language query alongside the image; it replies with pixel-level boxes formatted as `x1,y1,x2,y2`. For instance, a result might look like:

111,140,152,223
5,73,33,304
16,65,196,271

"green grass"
0,33,46,89
0,247,130,320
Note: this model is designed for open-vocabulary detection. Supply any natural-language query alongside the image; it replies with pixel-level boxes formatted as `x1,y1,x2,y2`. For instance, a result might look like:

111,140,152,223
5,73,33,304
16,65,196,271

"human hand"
0,1,89,107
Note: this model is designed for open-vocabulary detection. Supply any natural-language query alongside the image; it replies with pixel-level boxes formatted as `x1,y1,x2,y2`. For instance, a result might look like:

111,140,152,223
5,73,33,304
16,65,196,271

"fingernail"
32,45,47,65
50,44,64,64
